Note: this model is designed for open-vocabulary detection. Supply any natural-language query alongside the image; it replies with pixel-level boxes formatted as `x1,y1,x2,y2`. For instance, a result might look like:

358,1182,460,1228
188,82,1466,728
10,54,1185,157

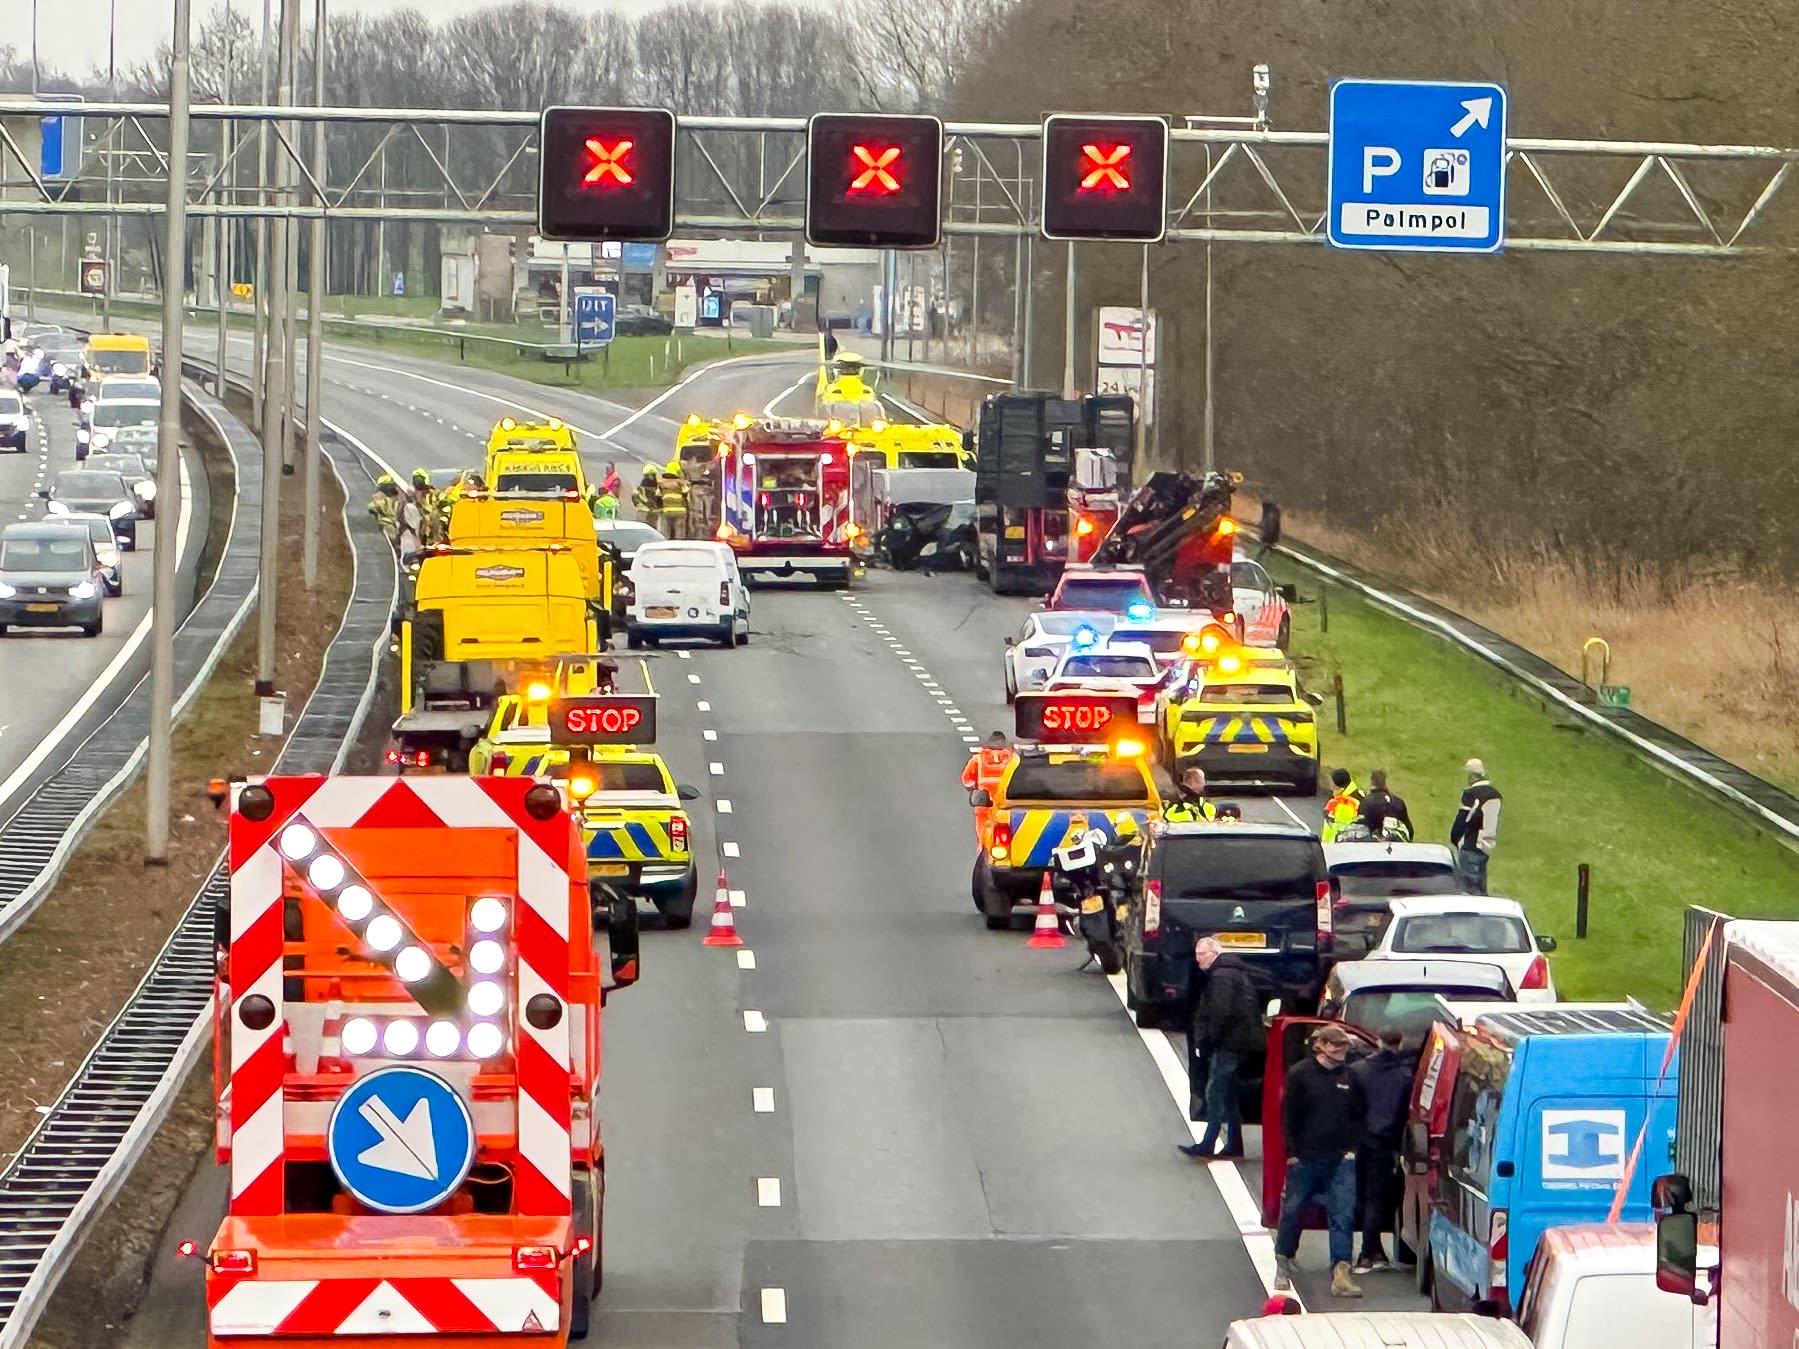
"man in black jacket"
1357,769,1413,841
1351,1028,1414,1273
1180,937,1262,1159
1274,1024,1367,1298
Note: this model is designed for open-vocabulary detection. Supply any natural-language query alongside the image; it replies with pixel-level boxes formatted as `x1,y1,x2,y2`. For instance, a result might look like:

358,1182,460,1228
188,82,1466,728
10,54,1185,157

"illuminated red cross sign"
1079,143,1132,193
584,138,635,188
848,143,903,195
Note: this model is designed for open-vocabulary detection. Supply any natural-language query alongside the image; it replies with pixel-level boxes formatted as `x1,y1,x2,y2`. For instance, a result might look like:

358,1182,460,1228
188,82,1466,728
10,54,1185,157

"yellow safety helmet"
666,459,682,474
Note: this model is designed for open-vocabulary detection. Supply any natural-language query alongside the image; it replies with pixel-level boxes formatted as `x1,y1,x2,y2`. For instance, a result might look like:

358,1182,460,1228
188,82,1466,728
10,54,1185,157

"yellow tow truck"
969,696,1161,929
446,493,613,626
484,416,586,495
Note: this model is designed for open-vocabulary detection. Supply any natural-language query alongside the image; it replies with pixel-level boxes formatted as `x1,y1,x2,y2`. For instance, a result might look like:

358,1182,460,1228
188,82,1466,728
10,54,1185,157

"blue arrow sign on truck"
1327,79,1509,253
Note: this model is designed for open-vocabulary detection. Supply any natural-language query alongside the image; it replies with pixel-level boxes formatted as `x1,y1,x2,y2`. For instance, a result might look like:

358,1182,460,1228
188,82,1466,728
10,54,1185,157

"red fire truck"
713,416,854,587
203,774,638,1345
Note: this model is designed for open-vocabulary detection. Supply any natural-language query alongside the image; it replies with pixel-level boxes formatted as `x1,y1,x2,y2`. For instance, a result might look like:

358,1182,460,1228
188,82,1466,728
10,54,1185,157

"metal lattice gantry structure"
0,100,1795,254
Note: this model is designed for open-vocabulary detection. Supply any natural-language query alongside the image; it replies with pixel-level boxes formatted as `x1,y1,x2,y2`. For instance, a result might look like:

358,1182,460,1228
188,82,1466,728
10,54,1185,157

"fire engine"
713,415,855,587
203,774,638,1344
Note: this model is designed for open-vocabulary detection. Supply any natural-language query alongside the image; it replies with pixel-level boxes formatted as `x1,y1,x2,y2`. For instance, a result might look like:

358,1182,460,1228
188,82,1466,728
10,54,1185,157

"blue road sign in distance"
326,1065,476,1215
1327,79,1508,253
574,290,616,345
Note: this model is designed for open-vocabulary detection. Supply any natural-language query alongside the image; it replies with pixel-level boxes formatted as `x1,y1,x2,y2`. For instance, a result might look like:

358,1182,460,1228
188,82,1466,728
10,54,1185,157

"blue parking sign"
326,1066,476,1215
1327,79,1509,253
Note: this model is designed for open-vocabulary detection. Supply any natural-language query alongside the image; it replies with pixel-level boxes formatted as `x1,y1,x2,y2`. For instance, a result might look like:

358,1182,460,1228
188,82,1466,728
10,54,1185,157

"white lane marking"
743,1009,768,1033
703,728,718,741
697,699,712,711
893,648,911,656
961,734,980,743
722,840,741,858
1100,971,1296,1304
753,1087,776,1113
760,373,810,416
736,949,757,969
717,798,733,813
760,1288,788,1324
729,888,746,908
709,761,725,776
676,649,691,660
757,1177,782,1206
601,350,809,437
1271,795,1309,828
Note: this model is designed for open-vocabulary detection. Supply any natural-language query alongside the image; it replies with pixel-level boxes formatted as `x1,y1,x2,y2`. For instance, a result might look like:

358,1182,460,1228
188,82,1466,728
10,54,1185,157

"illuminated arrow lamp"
275,818,511,1064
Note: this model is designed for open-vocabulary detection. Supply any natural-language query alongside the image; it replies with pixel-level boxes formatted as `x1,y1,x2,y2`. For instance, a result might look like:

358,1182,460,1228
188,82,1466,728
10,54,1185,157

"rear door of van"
632,546,727,627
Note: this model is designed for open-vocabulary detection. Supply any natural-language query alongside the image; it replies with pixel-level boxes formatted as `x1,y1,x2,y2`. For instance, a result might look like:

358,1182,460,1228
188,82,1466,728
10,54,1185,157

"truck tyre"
657,867,699,929
1277,614,1291,650
973,856,1013,929
571,1166,598,1339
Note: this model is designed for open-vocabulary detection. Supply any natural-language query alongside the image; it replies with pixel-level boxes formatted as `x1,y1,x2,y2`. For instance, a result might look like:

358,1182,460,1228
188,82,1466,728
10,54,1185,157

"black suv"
1124,821,1331,1026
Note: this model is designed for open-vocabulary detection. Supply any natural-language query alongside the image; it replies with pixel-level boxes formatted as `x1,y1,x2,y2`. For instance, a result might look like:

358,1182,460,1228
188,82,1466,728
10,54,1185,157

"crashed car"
878,499,977,572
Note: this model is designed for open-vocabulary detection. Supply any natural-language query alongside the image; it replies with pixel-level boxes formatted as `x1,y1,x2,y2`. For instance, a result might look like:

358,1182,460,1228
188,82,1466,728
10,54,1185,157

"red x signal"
848,143,902,195
1079,143,1132,193
583,138,635,188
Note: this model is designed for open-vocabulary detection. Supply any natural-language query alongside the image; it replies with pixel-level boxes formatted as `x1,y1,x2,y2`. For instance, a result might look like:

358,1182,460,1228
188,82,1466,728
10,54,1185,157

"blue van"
1414,1005,1677,1316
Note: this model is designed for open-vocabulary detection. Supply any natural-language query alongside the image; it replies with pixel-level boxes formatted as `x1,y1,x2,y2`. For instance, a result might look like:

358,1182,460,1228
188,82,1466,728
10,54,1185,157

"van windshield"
636,548,722,570
1003,760,1150,803
1199,683,1295,704
1156,837,1320,901
1054,577,1152,611
2,536,87,571
496,473,578,494
91,348,150,374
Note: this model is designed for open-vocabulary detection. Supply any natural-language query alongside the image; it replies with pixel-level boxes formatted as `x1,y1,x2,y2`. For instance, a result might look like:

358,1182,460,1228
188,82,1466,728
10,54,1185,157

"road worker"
962,730,1015,846
1321,769,1364,842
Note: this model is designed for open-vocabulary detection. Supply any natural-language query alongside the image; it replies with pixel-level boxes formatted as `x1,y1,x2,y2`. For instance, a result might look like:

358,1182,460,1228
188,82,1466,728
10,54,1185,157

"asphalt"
71,323,1432,1343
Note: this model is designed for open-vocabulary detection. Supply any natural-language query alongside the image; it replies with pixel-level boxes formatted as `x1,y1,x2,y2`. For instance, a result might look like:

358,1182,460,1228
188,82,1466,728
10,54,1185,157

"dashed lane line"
753,1086,776,1112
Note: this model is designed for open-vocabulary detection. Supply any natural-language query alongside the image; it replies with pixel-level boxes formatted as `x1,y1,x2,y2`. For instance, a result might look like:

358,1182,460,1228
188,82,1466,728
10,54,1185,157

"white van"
623,540,750,649
1514,1224,1716,1349
1222,1312,1531,1348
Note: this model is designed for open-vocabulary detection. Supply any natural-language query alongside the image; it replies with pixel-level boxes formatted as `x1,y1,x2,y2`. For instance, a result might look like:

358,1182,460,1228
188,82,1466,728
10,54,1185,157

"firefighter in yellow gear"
657,461,691,539
410,469,445,547
367,475,400,541
1320,767,1364,842
632,467,663,532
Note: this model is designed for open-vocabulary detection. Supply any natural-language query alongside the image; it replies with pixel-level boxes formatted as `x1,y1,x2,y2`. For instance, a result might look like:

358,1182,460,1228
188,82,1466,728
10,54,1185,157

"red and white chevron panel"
227,776,576,1218
208,1273,561,1336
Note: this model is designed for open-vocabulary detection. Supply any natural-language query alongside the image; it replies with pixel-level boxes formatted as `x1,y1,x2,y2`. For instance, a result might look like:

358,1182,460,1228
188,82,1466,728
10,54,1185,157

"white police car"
1002,610,1115,704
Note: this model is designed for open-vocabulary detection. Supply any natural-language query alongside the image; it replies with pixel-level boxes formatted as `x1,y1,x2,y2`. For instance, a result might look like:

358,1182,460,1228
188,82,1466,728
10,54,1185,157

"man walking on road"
1449,758,1502,892
1180,936,1261,1159
1273,1024,1367,1299
1351,1028,1413,1273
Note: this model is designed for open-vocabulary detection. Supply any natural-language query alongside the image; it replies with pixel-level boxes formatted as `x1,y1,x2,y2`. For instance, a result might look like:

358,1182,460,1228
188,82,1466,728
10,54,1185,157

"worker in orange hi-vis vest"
962,731,1016,847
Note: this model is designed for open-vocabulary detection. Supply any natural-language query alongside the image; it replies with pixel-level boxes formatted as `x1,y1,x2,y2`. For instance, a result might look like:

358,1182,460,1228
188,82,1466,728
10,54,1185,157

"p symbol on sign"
1362,146,1401,193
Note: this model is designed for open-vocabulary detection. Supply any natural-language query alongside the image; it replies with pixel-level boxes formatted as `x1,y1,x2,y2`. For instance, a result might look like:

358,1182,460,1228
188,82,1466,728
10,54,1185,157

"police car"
1230,553,1293,649
1042,640,1165,724
1002,610,1116,703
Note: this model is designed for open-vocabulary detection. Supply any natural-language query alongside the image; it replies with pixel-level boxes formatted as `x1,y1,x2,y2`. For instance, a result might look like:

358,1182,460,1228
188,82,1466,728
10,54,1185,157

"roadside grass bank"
18,457,352,1349
1270,553,1799,1008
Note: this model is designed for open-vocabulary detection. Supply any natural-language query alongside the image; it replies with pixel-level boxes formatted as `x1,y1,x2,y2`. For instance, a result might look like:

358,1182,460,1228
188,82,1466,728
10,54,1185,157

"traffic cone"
1026,871,1066,949
702,871,743,948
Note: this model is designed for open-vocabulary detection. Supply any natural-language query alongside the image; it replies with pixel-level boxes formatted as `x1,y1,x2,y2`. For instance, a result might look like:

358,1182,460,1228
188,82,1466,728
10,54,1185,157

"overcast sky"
33,0,706,82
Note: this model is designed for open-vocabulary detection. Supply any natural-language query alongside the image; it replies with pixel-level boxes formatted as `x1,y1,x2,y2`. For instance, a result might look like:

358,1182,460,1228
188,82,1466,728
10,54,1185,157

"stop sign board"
551,694,658,746
1013,692,1140,744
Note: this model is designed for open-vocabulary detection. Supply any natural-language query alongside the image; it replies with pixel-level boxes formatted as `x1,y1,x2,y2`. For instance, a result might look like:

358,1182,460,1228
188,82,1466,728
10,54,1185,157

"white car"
1002,610,1115,703
623,540,751,649
79,396,159,461
1364,896,1559,1001
1042,640,1164,723
1229,553,1292,649
1110,613,1225,670
0,390,26,452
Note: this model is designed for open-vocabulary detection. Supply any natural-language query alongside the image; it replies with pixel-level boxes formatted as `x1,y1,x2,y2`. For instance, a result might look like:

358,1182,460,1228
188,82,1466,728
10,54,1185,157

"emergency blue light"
1071,624,1099,650
1125,600,1153,621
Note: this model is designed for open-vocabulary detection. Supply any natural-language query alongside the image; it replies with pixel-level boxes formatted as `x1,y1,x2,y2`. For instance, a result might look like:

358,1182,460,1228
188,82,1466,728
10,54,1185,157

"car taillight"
719,581,730,607
1144,879,1163,936
1315,881,1333,952
513,1246,558,1272
1489,1209,1509,1287
670,815,689,851
211,1249,257,1275
489,751,510,774
1521,955,1549,990
990,820,1012,862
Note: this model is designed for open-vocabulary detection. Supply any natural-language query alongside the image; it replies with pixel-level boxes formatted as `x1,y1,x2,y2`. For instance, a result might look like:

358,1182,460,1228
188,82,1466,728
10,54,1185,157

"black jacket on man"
1351,1048,1413,1149
1281,1055,1368,1163
1358,788,1413,838
1191,953,1265,1059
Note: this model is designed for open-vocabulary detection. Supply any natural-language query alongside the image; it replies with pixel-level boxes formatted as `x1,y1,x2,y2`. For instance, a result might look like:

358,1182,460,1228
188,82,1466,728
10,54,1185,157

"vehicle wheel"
81,615,102,638
737,626,750,645
0,624,9,636
1277,614,1291,650
106,577,121,597
716,624,734,648
1003,666,1017,705
1418,1249,1436,1300
1296,766,1319,797
625,628,643,649
970,854,988,911
570,1166,598,1339
656,868,699,929
1134,1002,1169,1030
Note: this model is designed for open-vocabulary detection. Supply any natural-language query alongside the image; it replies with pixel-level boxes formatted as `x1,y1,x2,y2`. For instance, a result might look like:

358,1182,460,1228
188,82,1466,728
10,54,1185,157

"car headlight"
69,580,97,600
136,481,156,500
0,582,15,598
45,500,69,515
90,433,111,450
109,501,133,519
51,363,66,377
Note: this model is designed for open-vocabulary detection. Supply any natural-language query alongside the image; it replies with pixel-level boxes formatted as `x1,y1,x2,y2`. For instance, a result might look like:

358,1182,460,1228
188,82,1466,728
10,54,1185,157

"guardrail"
0,367,398,1347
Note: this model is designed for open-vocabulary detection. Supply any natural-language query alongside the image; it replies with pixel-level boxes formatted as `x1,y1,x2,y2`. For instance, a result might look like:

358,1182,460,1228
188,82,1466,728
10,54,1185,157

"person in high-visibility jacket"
1164,765,1217,823
367,475,400,540
962,731,1015,847
658,463,691,539
1320,768,1364,842
632,467,663,532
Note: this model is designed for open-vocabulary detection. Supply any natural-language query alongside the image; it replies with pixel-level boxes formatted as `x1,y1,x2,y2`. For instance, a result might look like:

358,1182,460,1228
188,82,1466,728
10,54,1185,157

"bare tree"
853,0,1017,108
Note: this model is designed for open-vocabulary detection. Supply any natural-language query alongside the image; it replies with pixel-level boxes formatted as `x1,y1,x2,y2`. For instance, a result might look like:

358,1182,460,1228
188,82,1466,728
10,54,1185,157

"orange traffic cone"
702,871,743,948
1026,871,1066,949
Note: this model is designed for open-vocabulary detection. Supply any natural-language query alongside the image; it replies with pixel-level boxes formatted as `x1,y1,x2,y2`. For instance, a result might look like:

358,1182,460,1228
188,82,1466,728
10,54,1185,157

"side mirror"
1303,689,1324,708
605,891,640,990
34,488,47,499
1003,635,1014,647
1277,583,1298,603
1655,1211,1699,1297
676,784,701,802
1652,1173,1694,1212
969,789,992,808
1537,934,1558,953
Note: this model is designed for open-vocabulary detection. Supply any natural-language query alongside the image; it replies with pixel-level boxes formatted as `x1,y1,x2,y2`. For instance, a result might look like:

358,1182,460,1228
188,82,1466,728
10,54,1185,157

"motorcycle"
1049,828,1137,975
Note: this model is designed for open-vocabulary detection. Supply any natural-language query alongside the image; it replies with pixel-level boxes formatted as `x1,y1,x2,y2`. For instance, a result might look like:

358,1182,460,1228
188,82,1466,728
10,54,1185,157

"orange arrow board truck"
205,774,639,1345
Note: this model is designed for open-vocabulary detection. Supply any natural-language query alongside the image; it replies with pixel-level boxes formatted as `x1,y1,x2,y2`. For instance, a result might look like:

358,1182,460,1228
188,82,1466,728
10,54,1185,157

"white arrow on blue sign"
1327,79,1509,254
325,1065,476,1215
574,290,616,346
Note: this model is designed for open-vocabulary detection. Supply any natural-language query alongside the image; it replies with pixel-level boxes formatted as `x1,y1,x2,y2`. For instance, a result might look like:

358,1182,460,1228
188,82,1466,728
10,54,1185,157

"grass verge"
1269,553,1799,1008
19,448,352,1349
